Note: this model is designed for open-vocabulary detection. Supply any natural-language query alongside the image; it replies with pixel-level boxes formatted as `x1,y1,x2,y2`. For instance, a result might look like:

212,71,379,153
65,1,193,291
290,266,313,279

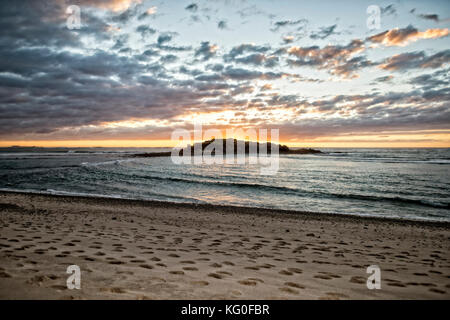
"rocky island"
132,139,322,158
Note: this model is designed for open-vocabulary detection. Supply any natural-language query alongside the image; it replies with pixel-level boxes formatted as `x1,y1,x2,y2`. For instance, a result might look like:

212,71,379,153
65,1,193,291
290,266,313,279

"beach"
0,191,449,299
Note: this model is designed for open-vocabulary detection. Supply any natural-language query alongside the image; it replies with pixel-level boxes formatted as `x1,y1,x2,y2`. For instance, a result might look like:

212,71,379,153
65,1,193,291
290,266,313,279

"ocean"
0,147,449,222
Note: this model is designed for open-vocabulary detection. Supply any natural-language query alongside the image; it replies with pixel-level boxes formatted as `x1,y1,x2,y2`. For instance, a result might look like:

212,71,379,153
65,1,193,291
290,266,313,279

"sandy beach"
0,191,449,300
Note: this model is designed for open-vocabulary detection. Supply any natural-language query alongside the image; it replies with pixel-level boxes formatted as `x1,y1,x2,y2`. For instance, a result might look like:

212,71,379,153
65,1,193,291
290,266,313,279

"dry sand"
0,191,449,299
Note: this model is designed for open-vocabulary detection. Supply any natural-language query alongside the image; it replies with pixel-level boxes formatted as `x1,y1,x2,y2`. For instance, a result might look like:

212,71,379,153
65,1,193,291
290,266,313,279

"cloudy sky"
0,0,449,147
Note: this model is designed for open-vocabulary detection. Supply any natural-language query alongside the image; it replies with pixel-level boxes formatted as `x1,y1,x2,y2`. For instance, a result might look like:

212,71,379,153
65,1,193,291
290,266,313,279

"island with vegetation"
132,139,322,158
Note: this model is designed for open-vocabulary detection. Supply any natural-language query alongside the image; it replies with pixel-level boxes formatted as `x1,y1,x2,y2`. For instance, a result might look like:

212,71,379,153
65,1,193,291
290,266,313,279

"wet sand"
0,191,449,299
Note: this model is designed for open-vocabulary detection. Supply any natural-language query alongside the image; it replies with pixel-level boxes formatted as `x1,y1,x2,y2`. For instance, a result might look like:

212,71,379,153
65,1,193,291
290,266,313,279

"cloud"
0,1,449,143
271,19,308,32
185,3,198,12
194,41,218,61
260,84,273,91
76,0,143,12
373,75,394,83
222,43,278,67
381,4,396,16
419,14,440,22
233,54,279,68
137,5,158,20
217,20,227,30
146,6,157,15
160,54,178,64
408,70,449,90
282,36,294,43
379,50,450,71
368,25,449,47
286,39,367,78
236,5,274,20
157,33,174,45
224,43,271,61
411,9,441,22
136,25,156,38
310,24,338,40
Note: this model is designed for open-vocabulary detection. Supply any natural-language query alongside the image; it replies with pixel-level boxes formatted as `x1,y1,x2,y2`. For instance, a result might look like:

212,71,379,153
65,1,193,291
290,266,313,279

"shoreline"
0,190,449,299
1,190,449,228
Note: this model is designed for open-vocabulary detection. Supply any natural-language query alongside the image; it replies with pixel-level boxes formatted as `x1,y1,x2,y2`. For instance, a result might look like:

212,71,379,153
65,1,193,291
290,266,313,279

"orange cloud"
146,6,157,15
74,0,142,12
368,26,449,47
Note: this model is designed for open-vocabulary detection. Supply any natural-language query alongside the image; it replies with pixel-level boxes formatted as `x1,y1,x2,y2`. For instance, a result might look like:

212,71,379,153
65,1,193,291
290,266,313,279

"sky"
0,0,449,147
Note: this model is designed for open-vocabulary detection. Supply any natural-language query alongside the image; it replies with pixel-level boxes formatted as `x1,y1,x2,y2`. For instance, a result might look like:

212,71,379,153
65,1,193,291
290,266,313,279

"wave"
0,187,204,204
83,167,450,210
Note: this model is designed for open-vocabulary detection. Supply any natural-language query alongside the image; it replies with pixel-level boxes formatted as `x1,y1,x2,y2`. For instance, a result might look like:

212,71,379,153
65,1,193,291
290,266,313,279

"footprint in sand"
169,270,184,275
182,267,198,271
287,268,303,274
209,263,222,268
284,282,305,289
314,274,333,280
279,270,294,276
191,280,209,286
238,279,258,286
279,287,299,295
51,285,67,291
349,276,366,284
100,287,127,294
244,266,259,271
429,288,446,294
324,292,349,299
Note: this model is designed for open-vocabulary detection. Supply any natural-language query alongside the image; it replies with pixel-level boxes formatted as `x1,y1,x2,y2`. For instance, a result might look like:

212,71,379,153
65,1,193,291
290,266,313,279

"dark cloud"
236,5,274,20
157,32,174,45
185,3,198,12
373,75,394,83
411,9,441,22
194,41,218,61
408,69,449,90
136,25,157,38
286,39,367,78
310,24,338,40
224,44,271,61
381,5,396,16
418,14,440,22
379,50,450,71
155,44,192,52
232,53,279,68
160,54,178,64
271,19,308,32
217,20,227,29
